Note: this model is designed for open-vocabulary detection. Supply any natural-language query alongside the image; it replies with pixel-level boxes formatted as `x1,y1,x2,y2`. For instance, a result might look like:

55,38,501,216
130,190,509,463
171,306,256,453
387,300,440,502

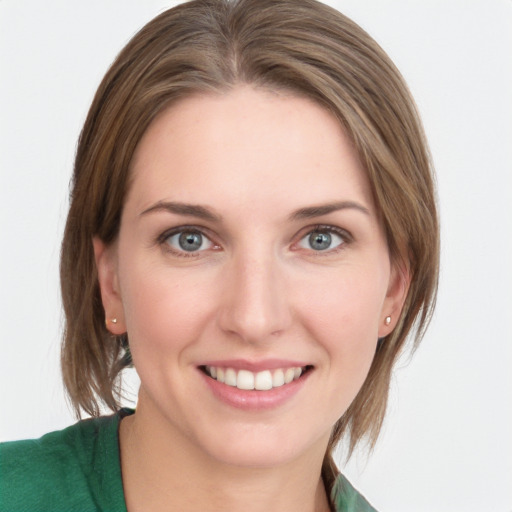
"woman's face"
96,86,406,468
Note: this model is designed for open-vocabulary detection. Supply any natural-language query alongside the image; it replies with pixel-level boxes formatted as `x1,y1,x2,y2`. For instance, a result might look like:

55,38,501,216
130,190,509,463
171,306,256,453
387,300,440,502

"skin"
94,86,408,511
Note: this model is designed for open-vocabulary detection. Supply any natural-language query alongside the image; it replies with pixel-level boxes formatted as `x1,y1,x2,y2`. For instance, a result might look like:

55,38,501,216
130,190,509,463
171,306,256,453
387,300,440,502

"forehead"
127,86,374,217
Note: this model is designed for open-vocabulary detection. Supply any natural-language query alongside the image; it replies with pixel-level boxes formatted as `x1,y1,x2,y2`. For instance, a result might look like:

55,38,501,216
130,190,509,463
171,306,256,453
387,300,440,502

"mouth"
200,364,313,391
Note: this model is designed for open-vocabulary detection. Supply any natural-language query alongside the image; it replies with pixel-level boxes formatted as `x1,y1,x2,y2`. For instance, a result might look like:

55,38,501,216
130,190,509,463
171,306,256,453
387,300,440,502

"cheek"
118,257,216,357
297,267,386,369
299,277,382,417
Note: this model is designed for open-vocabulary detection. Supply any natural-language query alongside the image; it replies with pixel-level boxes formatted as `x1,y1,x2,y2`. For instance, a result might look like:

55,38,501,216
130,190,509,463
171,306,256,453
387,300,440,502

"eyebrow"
289,201,370,221
139,201,221,222
139,199,369,223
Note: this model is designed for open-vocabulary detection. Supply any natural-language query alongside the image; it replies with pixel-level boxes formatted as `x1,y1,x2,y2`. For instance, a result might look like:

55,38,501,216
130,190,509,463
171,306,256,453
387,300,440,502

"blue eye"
298,228,345,252
164,229,213,253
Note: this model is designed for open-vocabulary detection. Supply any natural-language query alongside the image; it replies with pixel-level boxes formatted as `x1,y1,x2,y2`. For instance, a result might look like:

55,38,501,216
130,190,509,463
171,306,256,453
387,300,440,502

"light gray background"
1,1,511,511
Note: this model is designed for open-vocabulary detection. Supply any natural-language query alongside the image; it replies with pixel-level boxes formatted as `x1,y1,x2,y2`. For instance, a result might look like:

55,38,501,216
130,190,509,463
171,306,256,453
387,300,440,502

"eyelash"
156,224,352,258
157,225,219,258
294,224,352,255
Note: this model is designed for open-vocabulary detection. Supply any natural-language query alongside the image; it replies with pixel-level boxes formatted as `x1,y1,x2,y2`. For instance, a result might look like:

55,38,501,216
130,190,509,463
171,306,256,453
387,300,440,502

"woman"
0,0,438,510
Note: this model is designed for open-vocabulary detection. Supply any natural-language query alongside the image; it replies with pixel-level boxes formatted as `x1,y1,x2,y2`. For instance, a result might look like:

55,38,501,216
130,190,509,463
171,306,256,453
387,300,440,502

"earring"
105,317,118,327
385,316,391,326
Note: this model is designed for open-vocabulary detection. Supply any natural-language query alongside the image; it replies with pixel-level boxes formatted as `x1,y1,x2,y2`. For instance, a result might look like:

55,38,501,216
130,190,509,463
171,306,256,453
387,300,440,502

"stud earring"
105,317,118,327
385,316,391,326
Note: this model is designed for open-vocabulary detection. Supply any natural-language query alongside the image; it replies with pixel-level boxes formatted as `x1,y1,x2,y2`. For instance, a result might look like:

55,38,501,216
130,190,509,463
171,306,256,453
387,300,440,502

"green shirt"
0,410,376,511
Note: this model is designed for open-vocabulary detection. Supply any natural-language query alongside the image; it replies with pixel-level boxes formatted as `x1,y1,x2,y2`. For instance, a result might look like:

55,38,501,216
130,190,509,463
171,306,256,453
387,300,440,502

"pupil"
309,232,331,251
178,232,202,251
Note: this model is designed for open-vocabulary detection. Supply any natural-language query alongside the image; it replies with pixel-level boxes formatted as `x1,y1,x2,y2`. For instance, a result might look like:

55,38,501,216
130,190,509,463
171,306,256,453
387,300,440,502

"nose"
217,250,292,344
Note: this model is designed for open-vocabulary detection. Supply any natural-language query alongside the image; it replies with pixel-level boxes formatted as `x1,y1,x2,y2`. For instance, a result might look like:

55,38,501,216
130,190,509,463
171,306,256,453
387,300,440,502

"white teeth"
205,365,306,390
272,369,285,387
225,368,237,386
254,370,273,391
237,370,255,390
284,368,295,384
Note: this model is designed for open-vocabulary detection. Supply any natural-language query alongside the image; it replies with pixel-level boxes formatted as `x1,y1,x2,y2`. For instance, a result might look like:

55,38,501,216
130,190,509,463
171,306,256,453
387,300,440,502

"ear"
93,237,126,335
378,260,410,338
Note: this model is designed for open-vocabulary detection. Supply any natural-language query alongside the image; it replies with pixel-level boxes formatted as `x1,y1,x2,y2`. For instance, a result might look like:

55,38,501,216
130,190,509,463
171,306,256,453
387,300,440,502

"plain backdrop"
1,1,511,511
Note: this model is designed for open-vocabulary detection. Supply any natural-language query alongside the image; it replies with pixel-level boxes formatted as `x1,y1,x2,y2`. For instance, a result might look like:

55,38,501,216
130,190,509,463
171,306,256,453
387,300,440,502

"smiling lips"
203,365,308,391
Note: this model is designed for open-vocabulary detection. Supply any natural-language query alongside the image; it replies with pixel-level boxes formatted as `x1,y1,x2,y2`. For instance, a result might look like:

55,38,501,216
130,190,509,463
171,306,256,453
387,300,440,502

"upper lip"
198,359,311,372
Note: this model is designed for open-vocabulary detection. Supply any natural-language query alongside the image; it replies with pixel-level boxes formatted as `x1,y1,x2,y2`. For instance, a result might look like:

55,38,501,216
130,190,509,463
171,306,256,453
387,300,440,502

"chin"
196,424,329,469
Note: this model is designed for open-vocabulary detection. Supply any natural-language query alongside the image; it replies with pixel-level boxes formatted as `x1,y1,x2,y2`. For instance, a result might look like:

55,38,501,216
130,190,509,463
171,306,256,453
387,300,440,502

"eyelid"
292,224,353,252
156,223,352,257
156,224,199,244
157,225,220,257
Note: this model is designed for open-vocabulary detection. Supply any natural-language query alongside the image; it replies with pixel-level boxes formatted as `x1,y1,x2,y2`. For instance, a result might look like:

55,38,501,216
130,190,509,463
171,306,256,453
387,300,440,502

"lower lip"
200,369,311,411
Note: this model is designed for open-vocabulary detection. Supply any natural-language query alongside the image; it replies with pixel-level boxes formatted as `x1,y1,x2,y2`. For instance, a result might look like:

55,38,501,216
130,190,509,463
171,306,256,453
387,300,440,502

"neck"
119,393,332,512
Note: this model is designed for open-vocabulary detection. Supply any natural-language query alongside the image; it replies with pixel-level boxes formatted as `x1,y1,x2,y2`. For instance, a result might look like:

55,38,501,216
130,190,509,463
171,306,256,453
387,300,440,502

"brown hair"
60,0,438,487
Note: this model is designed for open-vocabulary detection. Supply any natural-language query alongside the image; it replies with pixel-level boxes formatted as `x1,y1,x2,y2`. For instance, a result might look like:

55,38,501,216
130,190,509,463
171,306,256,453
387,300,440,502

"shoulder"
0,411,130,512
331,473,378,512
